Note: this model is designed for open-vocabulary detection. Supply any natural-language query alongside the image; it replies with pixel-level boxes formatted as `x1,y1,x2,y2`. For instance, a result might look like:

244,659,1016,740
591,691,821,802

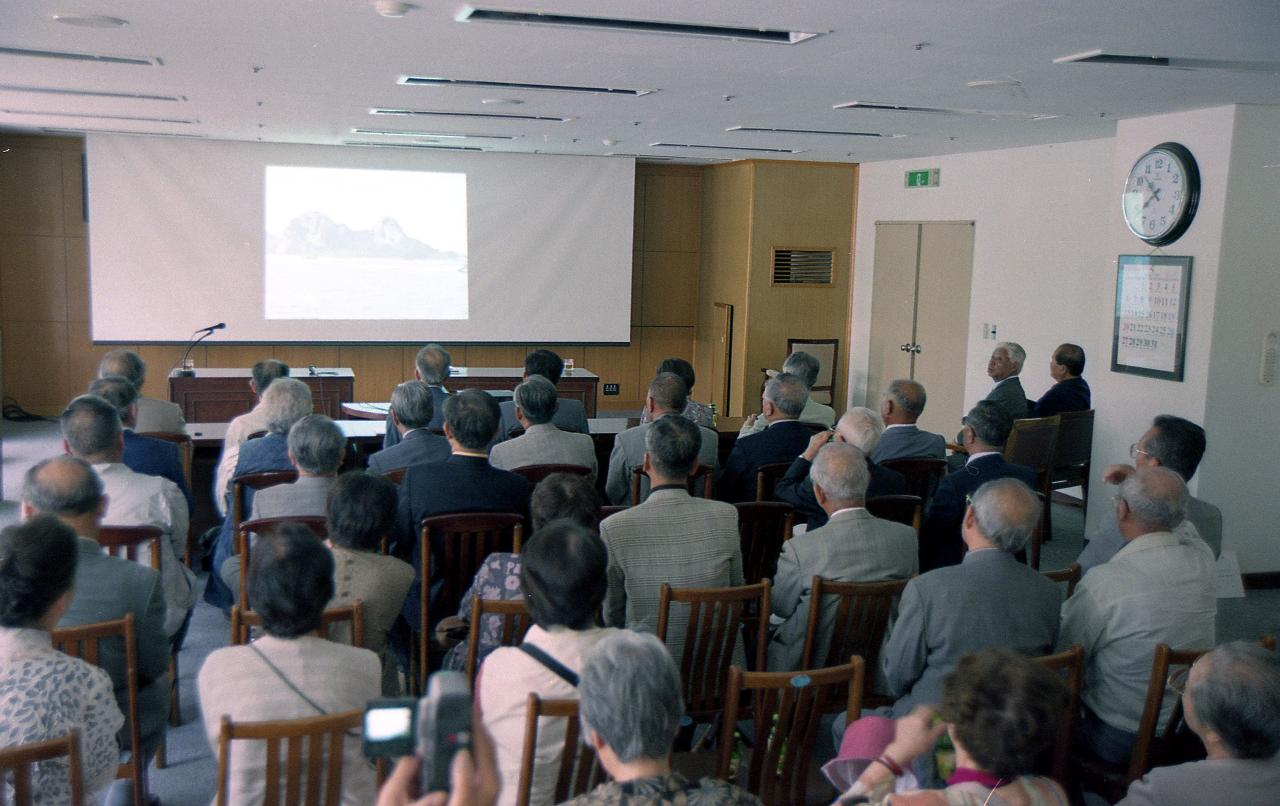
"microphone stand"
176,327,218,377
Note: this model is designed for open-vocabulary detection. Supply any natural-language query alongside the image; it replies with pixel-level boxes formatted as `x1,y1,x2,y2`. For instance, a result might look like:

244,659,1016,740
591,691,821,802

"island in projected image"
264,166,468,320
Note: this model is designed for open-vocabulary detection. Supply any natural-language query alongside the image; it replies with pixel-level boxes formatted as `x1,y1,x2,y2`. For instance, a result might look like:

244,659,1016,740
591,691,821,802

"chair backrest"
878,458,947,508
97,525,164,572
656,582,769,720
136,431,194,488
596,505,629,524
509,464,592,486
1127,643,1210,782
754,461,792,502
801,577,909,697
382,467,407,486
1035,644,1084,786
1003,415,1061,478
864,495,923,535
629,465,714,506
0,730,84,806
1042,564,1082,599
230,602,365,648
231,470,299,529
515,696,605,806
465,596,533,685
718,658,864,806
236,516,329,611
1051,409,1095,472
734,502,794,585
215,709,363,806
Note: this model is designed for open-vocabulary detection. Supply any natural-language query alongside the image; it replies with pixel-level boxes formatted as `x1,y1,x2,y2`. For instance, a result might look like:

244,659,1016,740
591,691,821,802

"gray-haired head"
415,344,451,385
22,455,104,518
514,375,558,426
60,394,123,462
647,372,689,415
970,477,1041,552
1118,466,1188,533
884,379,927,420
764,372,809,419
811,443,870,504
578,631,683,763
995,342,1026,371
262,377,313,435
97,349,147,388
645,414,702,479
782,351,821,388
287,415,345,474
251,360,290,395
87,375,139,425
835,407,884,455
1191,642,1280,759
963,400,1014,449
390,381,435,430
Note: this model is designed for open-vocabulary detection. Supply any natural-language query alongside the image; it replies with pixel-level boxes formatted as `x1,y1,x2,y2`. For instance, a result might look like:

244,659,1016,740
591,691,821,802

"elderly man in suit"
738,351,836,437
490,375,598,481
367,380,451,475
1031,342,1091,417
605,373,719,505
495,348,590,440
600,416,742,660
98,349,186,434
982,342,1029,421
921,400,1036,571
88,375,193,513
883,478,1060,717
719,372,819,503
768,442,917,672
873,379,946,463
213,359,290,515
382,343,452,449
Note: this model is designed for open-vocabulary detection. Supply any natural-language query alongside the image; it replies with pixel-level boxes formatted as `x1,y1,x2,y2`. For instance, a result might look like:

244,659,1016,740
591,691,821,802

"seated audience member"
214,359,290,515
1059,467,1216,766
873,379,946,463
719,372,816,503
21,457,169,788
1078,415,1222,570
444,473,600,671
601,416,742,660
639,357,715,428
220,413,346,602
89,375,194,513
98,348,186,434
495,348,590,440
480,521,619,806
920,401,1035,571
397,389,531,634
979,342,1029,422
774,407,908,528
0,516,125,805
768,443,917,672
832,649,1067,806
739,351,836,437
61,395,194,642
490,375,598,481
206,377,313,609
563,631,762,805
1031,342,1091,417
1119,641,1280,805
883,479,1059,717
199,523,380,805
382,343,451,449
367,380,450,475
324,472,413,695
605,372,719,505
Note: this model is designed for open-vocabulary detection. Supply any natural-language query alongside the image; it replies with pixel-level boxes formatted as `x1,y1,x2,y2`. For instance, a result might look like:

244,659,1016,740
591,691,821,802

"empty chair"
1035,644,1084,786
754,461,792,502
864,494,923,535
1002,415,1060,538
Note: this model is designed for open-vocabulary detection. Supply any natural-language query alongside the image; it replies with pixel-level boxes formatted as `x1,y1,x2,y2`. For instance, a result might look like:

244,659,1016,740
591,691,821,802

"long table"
170,368,354,422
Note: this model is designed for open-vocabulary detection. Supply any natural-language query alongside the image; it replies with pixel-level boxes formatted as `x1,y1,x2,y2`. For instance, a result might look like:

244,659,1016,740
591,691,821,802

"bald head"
647,372,689,415
810,442,870,509
22,455,104,522
1117,466,1188,536
835,407,884,455
966,477,1041,553
882,379,927,424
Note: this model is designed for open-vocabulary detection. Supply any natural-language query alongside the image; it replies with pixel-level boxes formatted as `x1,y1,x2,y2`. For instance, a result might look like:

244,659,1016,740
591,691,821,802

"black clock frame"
1124,141,1201,247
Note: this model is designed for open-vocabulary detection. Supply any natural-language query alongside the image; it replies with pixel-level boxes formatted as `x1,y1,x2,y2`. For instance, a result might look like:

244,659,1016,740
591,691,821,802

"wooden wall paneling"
61,151,86,238
3,321,71,411
205,345,273,370
465,345,527,369
0,145,64,236
631,250,644,325
643,171,702,253
65,237,89,322
638,326,696,384
136,345,195,399
697,162,754,416
633,172,647,250
1,235,69,322
339,346,405,400
273,345,340,369
641,251,698,327
585,329,642,412
66,321,122,395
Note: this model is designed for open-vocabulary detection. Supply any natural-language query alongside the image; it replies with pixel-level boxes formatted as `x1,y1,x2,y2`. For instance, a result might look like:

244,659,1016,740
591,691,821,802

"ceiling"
2,1,1279,163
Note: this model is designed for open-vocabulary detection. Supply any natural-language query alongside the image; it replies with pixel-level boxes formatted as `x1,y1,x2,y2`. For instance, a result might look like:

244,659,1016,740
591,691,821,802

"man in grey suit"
873,379,946,463
605,373,719,505
883,477,1060,716
98,349,186,435
490,375,598,481
600,416,743,661
495,348,590,440
768,442,917,672
983,342,1029,421
367,381,451,475
382,343,452,449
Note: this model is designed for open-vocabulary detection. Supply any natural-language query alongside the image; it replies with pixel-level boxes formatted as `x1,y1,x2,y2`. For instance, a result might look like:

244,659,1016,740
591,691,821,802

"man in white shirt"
213,359,291,516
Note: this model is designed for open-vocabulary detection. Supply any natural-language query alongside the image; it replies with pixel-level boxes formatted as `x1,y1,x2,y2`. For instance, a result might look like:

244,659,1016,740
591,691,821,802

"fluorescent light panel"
41,127,205,138
352,128,517,140
370,107,572,122
727,125,905,138
0,45,157,66
1054,49,1280,73
650,141,804,154
834,100,1058,120
456,7,823,44
399,76,654,96
2,109,196,124
343,140,485,151
0,84,184,102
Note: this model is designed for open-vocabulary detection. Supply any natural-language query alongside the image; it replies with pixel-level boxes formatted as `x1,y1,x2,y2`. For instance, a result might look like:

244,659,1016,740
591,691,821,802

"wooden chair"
382,467,407,485
230,470,299,532
235,516,328,611
734,502,793,585
230,602,365,647
656,582,770,722
465,596,533,686
717,657,864,806
1049,409,1095,516
878,458,947,510
1003,416,1060,540
754,461,792,502
1042,563,1082,599
1034,644,1084,786
629,465,715,505
0,730,84,806
509,463,592,486
785,338,840,406
597,504,629,524
865,494,923,535
515,696,606,806
136,431,196,564
51,614,149,806
415,512,524,693
1072,643,1210,801
215,709,364,806
801,577,909,708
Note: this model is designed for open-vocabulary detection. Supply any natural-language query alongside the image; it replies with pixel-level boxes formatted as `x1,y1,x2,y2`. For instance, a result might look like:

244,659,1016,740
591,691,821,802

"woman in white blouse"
0,515,124,804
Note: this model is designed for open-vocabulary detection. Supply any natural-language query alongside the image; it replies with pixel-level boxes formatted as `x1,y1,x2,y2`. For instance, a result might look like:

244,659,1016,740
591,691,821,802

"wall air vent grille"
772,249,834,286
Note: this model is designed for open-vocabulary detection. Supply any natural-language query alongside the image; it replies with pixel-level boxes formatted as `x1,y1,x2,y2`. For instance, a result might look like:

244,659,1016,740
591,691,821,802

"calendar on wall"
1110,254,1192,382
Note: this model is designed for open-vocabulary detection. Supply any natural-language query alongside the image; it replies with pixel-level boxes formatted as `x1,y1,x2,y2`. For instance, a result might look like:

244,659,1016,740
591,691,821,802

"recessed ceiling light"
370,107,572,122
41,127,205,138
727,125,905,138
457,6,824,44
352,128,517,140
480,98,524,106
53,15,129,28
343,140,484,151
372,1,415,18
400,76,655,97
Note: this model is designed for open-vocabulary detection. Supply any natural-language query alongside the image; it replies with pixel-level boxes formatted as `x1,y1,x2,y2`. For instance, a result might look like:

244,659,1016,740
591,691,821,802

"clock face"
1122,142,1200,246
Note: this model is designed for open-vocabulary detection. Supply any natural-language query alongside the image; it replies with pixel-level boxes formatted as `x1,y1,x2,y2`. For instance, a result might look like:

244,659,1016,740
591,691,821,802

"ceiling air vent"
773,249,834,286
0,45,158,66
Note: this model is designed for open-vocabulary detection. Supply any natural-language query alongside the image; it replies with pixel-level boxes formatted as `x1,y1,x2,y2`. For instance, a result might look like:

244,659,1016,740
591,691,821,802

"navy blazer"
918,454,1037,572
773,456,909,528
719,420,816,503
381,385,450,449
396,454,531,630
123,430,193,514
1031,377,1091,418
367,428,451,475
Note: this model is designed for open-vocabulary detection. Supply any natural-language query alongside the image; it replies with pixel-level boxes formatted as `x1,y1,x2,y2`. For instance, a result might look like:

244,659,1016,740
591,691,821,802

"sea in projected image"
265,254,468,319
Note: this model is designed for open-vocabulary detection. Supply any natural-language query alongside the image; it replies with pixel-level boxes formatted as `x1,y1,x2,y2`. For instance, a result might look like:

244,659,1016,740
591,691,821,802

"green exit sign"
905,168,940,188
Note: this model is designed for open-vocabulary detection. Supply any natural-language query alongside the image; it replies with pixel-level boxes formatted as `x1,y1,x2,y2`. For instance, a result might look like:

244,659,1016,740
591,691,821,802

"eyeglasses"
1129,442,1151,459
1167,666,1191,696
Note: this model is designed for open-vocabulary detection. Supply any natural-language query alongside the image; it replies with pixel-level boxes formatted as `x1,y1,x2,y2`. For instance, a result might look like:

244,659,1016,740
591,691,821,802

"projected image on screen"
264,166,467,319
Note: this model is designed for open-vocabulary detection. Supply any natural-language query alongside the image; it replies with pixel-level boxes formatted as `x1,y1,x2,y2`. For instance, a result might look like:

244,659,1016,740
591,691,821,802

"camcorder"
363,670,471,794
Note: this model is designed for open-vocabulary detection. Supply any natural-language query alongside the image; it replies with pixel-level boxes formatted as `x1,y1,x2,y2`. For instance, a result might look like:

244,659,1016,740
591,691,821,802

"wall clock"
1122,141,1200,247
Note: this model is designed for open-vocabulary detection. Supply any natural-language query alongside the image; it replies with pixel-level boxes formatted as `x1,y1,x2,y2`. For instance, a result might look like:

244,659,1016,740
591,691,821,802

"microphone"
175,322,227,377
